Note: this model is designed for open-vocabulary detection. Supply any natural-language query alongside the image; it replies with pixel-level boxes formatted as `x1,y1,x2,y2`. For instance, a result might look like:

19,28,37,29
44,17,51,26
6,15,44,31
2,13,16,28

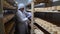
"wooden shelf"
35,18,60,34
27,6,60,12
34,28,44,34
3,14,15,24
10,28,15,34
34,24,44,34
0,0,16,34
9,26,15,34
5,21,15,34
5,0,15,6
3,0,16,9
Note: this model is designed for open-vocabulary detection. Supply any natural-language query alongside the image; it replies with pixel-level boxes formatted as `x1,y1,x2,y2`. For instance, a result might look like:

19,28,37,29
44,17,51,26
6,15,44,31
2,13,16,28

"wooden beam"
0,18,5,34
0,0,5,34
31,0,34,34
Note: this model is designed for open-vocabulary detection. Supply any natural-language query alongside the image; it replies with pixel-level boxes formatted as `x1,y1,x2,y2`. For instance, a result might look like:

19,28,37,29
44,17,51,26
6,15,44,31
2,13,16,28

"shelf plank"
35,18,60,34
3,1,16,9
5,21,15,34
34,24,45,34
3,14,15,24
27,6,60,12
34,28,44,34
9,26,15,34
5,0,15,6
10,28,15,34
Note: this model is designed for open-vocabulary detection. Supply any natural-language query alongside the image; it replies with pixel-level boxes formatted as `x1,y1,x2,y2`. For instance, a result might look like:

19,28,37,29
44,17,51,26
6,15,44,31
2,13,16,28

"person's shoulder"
17,10,22,13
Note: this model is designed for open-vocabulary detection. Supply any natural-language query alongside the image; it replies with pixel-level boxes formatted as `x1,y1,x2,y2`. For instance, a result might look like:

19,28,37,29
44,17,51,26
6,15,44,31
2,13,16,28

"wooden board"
10,28,15,34
34,28,44,34
3,1,16,9
3,14,15,24
5,0,15,5
0,18,5,34
34,18,60,34
5,21,15,34
34,24,44,34
9,27,15,34
0,0,5,34
27,6,60,12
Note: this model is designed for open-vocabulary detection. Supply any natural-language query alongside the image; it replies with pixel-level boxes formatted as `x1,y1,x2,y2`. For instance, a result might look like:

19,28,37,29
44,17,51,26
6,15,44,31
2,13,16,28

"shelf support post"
31,0,35,34
0,0,5,34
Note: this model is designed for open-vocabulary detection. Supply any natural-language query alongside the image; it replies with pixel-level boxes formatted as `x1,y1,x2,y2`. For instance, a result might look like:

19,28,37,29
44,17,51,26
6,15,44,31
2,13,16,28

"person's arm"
24,11,32,21
24,11,32,19
16,11,28,22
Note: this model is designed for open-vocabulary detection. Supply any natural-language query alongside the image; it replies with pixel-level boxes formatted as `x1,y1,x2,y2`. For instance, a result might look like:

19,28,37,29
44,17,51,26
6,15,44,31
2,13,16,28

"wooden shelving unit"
34,18,60,34
0,0,17,34
3,0,16,10
3,14,15,24
5,21,15,34
30,0,60,34
10,27,15,34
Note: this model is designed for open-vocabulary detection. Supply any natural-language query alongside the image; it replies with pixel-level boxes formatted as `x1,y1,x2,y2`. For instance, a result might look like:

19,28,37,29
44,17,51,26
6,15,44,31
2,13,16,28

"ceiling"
15,0,50,5
15,0,28,5
15,0,60,6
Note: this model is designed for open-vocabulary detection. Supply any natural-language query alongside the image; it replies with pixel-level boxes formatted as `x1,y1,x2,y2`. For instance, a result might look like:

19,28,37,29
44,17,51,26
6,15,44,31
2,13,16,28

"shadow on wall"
34,12,60,26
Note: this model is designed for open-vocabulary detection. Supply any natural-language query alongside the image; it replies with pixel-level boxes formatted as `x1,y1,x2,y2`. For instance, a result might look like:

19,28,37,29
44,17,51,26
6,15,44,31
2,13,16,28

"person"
16,3,31,34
